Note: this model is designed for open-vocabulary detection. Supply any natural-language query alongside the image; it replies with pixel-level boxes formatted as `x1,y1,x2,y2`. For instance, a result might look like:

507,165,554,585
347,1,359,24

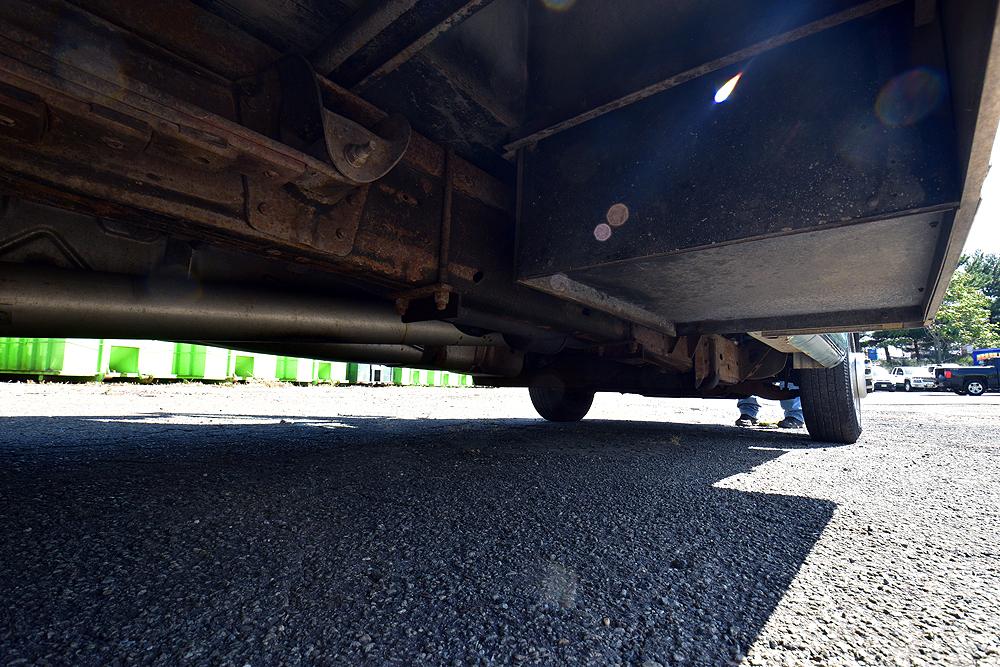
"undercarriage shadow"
1,413,836,665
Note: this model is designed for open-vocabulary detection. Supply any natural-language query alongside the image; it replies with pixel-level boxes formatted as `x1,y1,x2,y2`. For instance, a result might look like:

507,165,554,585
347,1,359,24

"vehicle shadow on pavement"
1,414,837,665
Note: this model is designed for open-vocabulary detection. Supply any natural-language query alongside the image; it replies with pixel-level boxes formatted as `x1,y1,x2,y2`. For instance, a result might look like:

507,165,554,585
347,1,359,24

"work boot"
735,414,758,427
777,416,805,429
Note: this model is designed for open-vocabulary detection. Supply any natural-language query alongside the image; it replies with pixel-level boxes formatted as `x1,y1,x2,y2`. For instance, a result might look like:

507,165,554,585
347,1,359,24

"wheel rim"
850,353,868,400
968,382,984,395
848,355,863,424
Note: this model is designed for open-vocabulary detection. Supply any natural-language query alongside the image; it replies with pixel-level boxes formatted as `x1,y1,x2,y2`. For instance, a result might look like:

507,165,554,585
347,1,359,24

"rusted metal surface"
435,149,455,309
316,76,511,213
419,48,519,128
193,0,355,55
630,326,694,373
523,274,676,337
312,0,422,75
694,335,741,391
0,0,508,286
351,0,497,91
70,0,277,80
272,56,413,183
5,0,238,121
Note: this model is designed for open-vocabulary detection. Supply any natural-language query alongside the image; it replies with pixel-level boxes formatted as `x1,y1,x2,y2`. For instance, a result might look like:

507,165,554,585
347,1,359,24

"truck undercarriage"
1,0,997,442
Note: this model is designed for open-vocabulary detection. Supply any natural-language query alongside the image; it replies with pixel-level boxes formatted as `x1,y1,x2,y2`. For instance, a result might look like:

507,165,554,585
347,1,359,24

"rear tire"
799,354,863,444
965,379,987,397
529,374,594,422
904,380,912,392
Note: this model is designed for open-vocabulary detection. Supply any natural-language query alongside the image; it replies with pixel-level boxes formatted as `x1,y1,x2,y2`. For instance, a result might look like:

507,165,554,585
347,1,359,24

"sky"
963,123,1000,255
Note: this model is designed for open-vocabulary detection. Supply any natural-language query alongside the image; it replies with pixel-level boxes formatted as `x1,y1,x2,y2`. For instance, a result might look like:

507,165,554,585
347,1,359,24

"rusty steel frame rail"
503,0,905,157
311,0,423,75
0,0,645,350
352,0,498,91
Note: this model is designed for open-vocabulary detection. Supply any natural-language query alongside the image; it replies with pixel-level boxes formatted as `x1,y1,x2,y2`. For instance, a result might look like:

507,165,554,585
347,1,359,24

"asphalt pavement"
1,383,998,666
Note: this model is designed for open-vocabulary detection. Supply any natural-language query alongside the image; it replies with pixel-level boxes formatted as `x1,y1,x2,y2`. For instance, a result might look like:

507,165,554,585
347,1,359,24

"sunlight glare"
714,73,742,104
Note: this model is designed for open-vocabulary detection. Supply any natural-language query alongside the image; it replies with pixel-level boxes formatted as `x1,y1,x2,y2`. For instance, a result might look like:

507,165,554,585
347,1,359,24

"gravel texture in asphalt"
1,383,998,666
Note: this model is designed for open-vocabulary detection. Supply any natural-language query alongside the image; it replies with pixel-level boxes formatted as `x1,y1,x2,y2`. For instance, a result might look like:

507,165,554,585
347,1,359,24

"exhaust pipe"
0,263,499,347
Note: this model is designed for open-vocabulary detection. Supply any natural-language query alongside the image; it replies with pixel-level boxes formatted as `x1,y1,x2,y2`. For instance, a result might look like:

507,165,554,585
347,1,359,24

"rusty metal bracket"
276,56,411,184
398,290,461,322
246,179,369,256
434,148,456,310
631,325,694,372
694,335,741,391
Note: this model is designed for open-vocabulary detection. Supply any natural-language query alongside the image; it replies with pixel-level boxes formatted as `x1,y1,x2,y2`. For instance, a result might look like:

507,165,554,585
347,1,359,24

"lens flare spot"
540,0,576,11
606,203,629,227
875,67,944,127
714,73,742,104
593,223,612,242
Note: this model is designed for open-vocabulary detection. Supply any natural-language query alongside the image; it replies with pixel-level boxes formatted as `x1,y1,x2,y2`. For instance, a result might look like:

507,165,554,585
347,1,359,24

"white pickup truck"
889,367,937,392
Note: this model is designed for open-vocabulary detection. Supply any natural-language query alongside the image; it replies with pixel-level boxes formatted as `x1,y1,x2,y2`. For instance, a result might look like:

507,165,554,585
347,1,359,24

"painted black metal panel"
518,3,960,284
525,0,866,132
563,210,948,329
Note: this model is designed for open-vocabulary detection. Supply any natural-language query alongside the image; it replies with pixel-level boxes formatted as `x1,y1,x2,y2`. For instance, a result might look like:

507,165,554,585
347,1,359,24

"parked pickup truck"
889,367,937,392
936,360,1000,396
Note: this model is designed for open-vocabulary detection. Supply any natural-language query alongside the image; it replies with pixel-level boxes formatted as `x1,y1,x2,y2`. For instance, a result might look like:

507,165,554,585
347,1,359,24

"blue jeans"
737,383,803,422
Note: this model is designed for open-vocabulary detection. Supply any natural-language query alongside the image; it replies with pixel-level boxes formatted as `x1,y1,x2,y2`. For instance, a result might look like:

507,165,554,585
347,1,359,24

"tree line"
862,252,1000,363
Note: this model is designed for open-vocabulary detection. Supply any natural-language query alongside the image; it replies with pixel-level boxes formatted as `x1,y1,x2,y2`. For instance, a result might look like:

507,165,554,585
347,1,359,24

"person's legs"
778,396,804,423
736,396,760,426
778,382,804,427
737,396,761,418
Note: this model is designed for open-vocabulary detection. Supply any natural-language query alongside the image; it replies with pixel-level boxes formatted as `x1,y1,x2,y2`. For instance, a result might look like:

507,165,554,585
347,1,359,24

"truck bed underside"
0,0,997,392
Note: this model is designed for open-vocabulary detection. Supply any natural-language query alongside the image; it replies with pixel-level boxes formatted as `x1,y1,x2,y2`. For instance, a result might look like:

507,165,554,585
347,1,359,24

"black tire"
529,375,594,422
799,355,863,444
903,380,912,392
964,379,987,397
888,384,896,392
